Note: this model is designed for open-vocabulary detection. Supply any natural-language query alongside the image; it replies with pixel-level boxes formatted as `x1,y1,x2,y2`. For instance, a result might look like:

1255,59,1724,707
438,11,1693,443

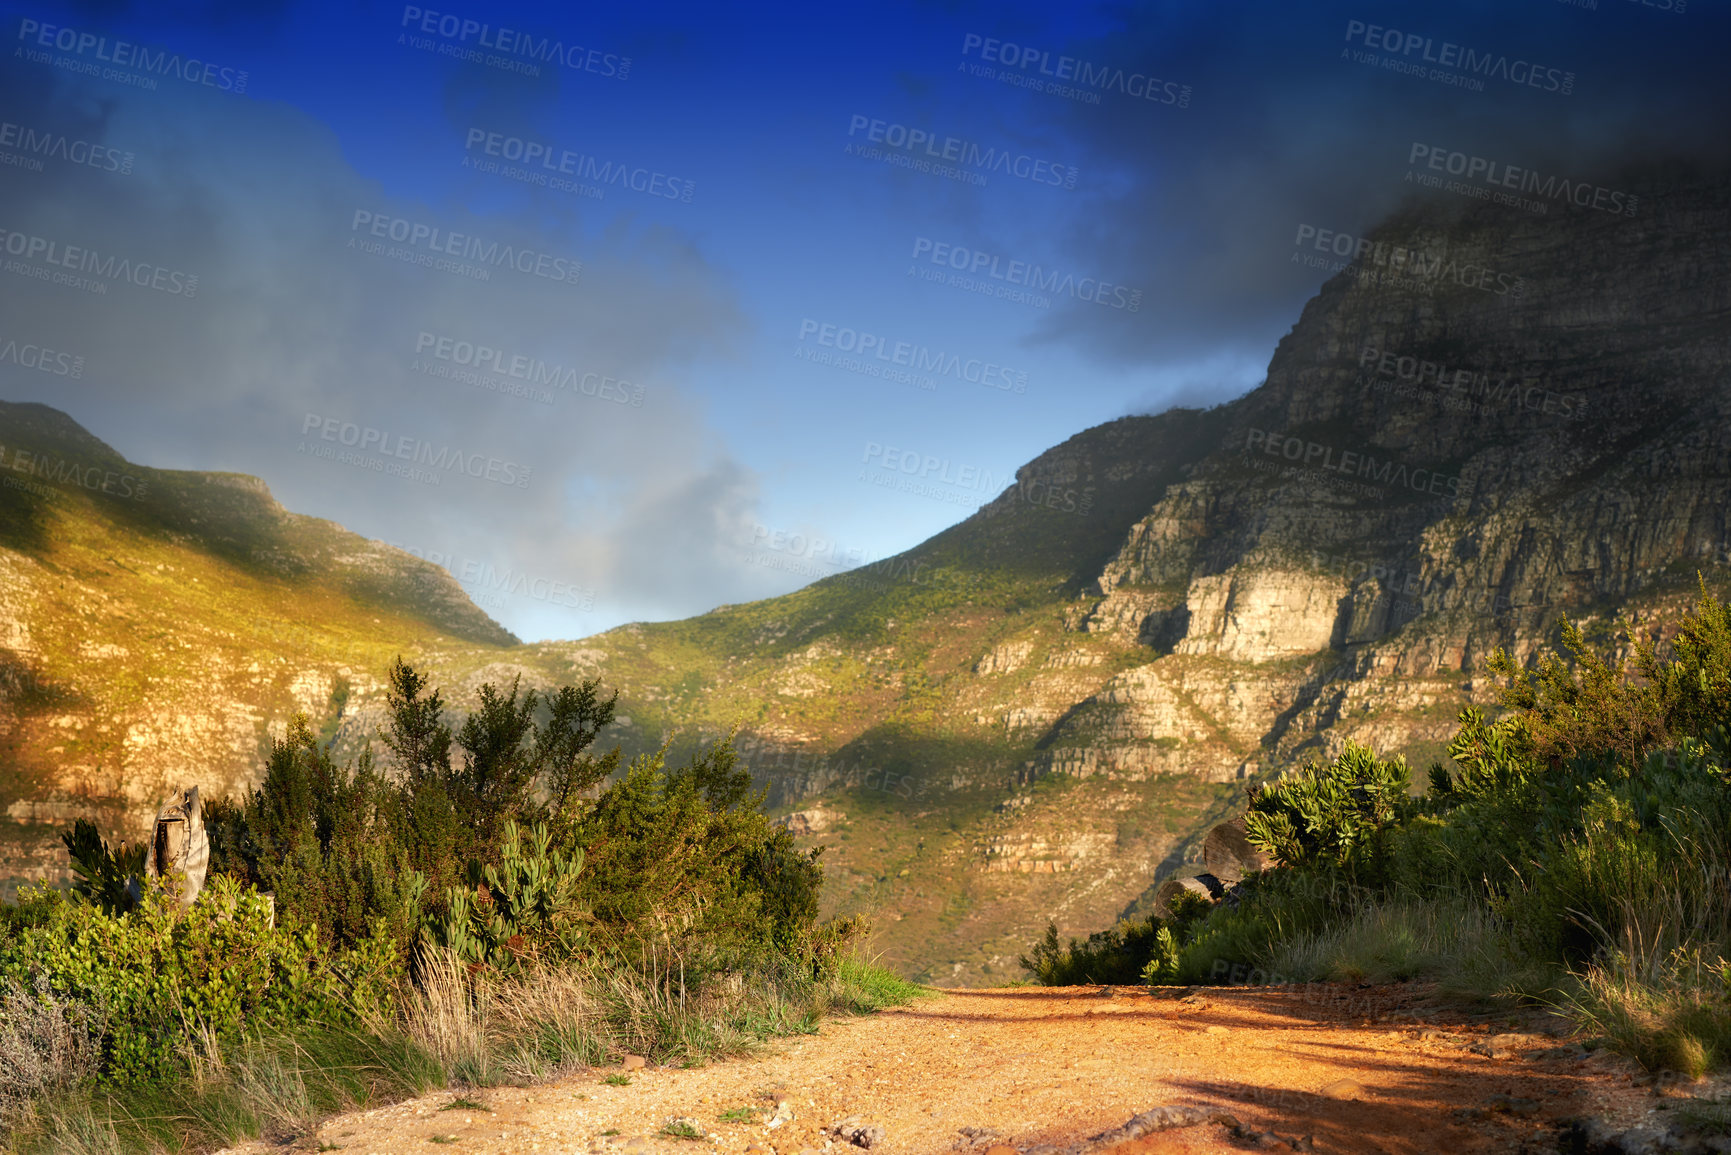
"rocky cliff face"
3,168,1726,983
1025,170,1730,798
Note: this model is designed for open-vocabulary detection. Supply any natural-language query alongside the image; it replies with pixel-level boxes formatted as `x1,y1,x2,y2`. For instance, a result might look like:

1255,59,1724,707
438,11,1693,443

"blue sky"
1,0,1725,640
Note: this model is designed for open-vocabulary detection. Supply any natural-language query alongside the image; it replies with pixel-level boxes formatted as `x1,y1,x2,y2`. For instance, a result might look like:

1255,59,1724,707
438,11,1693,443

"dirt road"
223,983,1694,1155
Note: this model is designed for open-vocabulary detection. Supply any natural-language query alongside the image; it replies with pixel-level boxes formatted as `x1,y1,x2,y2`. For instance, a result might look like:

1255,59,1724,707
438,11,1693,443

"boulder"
1201,816,1272,881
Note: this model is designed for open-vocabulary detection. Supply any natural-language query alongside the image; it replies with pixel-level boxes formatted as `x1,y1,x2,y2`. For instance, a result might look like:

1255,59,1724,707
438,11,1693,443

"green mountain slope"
0,401,519,896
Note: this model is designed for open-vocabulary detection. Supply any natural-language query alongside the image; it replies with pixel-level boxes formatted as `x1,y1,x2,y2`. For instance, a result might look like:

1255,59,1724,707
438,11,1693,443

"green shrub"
59,820,145,917
1020,892,1211,986
204,660,827,980
573,736,826,974
0,876,394,1084
1033,585,1731,1062
205,660,622,963
1243,742,1414,877
203,714,427,963
429,821,587,972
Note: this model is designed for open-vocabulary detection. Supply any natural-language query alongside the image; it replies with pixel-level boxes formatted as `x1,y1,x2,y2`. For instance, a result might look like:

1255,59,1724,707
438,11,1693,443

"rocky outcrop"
1172,570,1348,662
1025,170,1731,798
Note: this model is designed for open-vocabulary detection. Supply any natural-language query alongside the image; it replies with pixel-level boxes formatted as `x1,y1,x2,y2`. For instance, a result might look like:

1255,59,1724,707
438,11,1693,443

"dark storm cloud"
975,0,1731,374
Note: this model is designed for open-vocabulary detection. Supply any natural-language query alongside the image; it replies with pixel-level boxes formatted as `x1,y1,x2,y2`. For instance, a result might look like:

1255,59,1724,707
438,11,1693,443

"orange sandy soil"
218,983,1704,1155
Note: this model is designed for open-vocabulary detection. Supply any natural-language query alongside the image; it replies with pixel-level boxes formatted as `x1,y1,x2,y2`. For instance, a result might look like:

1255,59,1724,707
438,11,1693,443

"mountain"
3,163,1727,984
0,400,518,895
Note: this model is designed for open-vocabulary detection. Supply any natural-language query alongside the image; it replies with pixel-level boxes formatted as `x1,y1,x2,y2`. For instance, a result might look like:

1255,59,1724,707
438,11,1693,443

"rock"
620,1054,647,1070
828,1116,886,1148
1094,1105,1237,1144
777,807,840,836
1615,1125,1671,1155
981,1147,1018,1155
1470,1037,1515,1059
1318,1078,1366,1100
1201,816,1273,880
1153,873,1228,916
1484,1094,1540,1117
1205,1025,1230,1035
1558,1117,1696,1155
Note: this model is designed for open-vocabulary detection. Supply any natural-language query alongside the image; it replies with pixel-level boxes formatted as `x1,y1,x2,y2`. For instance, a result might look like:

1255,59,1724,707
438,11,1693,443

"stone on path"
828,1115,887,1148
1318,1077,1366,1100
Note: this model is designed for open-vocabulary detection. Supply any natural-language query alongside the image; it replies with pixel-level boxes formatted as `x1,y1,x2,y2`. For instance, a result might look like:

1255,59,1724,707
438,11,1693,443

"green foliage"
1137,925,1181,986
0,876,393,1085
1242,742,1414,875
803,914,868,981
429,821,587,972
10,653,859,1148
59,819,145,917
828,955,929,1011
1020,892,1211,986
1643,585,1731,753
200,662,828,980
1570,948,1731,1077
203,659,622,963
1486,581,1731,770
9,1024,442,1155
204,715,427,961
573,735,827,973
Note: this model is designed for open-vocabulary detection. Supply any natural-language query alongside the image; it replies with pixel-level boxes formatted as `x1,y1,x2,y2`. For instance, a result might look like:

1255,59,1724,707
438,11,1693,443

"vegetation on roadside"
0,660,924,1154
1024,585,1731,1073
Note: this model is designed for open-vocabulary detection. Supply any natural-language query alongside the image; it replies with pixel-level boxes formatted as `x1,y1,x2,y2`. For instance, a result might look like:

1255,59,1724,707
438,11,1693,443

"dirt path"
223,983,1693,1155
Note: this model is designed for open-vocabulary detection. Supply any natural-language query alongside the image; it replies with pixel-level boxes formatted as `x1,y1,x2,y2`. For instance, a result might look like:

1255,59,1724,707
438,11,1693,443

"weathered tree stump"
144,786,208,907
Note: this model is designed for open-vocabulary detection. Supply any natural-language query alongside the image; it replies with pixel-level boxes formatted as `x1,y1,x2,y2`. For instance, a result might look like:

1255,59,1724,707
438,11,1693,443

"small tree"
1243,742,1413,874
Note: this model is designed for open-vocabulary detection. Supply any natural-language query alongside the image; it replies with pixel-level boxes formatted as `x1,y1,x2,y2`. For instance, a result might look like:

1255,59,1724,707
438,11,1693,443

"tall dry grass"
6,952,927,1155
0,976,103,1127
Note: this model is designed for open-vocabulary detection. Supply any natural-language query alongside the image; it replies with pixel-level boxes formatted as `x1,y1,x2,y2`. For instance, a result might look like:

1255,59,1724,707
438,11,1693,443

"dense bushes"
200,659,834,977
1025,585,1731,1071
1241,742,1415,875
0,659,881,1151
0,875,393,1085
429,821,587,971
